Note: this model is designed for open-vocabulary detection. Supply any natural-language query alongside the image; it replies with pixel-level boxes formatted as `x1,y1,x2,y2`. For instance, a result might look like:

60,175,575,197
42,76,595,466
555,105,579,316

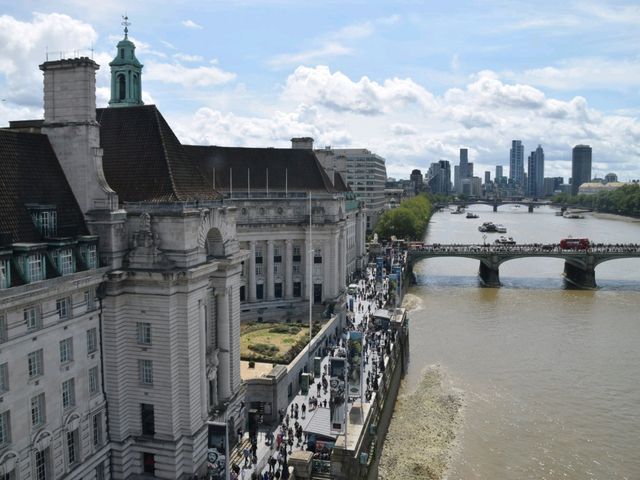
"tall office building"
484,171,491,185
509,140,525,188
459,148,469,179
453,165,460,193
496,165,503,182
527,145,544,198
427,160,451,195
571,145,592,195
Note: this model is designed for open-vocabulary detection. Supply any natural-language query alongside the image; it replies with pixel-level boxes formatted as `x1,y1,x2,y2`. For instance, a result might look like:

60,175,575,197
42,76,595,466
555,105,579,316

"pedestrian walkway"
227,267,399,480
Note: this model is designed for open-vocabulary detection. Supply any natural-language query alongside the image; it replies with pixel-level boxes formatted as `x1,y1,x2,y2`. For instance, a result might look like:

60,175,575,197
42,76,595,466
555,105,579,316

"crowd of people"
227,257,404,480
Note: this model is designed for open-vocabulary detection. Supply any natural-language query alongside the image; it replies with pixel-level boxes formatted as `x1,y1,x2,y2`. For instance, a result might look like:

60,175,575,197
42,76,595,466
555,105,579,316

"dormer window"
81,244,98,269
55,248,75,275
0,258,9,289
29,207,57,238
26,253,45,282
120,48,124,59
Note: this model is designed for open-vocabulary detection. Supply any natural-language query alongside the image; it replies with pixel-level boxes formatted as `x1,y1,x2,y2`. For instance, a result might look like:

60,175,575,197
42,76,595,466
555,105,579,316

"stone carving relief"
126,212,174,269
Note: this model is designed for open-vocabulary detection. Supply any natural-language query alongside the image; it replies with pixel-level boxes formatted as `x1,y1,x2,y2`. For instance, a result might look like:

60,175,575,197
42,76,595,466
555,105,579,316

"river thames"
388,205,640,479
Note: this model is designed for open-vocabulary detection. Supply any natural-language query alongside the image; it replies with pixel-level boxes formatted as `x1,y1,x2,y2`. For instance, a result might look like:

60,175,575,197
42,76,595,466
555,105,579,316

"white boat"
563,212,585,219
466,212,479,219
495,224,507,233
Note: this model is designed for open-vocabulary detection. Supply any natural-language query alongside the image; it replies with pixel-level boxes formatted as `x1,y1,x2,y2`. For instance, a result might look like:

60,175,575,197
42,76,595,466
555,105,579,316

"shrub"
248,343,278,356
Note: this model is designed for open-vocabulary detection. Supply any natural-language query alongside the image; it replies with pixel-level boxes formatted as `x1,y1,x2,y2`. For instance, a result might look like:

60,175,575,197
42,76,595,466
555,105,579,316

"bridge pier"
493,204,498,212
528,204,534,213
563,259,596,289
479,260,500,287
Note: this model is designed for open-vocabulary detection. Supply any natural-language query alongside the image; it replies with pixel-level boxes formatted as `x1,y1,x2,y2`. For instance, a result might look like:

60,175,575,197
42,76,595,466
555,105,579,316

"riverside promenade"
226,266,406,480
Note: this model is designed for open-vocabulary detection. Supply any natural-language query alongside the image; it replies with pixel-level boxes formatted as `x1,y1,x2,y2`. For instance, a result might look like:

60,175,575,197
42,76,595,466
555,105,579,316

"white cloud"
144,62,236,87
391,123,418,136
268,14,401,68
0,13,97,106
511,57,640,92
282,65,435,115
182,19,203,30
173,53,204,63
268,43,352,68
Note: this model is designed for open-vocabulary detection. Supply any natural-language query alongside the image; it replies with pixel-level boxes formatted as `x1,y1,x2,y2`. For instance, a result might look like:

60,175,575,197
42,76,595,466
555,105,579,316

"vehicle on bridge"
495,236,516,245
559,238,590,250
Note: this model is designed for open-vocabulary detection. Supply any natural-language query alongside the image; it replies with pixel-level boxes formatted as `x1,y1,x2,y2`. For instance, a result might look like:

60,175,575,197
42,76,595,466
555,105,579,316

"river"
383,205,640,480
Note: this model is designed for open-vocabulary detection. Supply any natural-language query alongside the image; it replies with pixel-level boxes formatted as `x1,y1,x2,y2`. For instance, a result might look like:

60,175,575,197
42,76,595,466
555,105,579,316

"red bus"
559,238,590,250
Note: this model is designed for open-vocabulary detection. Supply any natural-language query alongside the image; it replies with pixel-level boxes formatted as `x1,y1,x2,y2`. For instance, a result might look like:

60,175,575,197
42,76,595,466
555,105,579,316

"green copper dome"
108,17,144,107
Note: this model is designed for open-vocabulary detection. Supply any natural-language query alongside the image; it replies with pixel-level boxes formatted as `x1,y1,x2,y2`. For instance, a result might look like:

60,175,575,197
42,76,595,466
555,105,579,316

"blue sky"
1,0,639,180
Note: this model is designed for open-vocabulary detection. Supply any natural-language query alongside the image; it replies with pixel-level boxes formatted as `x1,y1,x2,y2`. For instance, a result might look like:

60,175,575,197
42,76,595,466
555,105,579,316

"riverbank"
379,366,463,480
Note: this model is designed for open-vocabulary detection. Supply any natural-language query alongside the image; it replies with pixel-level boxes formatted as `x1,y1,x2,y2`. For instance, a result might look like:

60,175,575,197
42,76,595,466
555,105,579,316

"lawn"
240,323,312,364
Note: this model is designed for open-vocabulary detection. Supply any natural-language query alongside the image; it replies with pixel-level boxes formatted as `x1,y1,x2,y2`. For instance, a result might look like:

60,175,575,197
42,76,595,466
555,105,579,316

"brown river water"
381,205,640,480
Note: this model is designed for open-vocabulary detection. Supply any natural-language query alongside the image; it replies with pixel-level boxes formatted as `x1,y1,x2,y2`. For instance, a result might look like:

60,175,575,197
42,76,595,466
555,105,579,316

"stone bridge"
435,199,560,213
407,244,640,288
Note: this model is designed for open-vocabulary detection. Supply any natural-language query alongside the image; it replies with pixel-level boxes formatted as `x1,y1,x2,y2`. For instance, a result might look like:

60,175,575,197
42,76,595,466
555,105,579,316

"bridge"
435,199,557,213
407,243,640,288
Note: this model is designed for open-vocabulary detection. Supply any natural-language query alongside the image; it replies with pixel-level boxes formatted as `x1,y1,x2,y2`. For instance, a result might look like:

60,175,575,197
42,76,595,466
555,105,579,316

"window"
0,363,8,393
0,258,9,289
314,249,323,264
0,315,7,343
60,338,74,364
58,249,75,275
62,378,75,409
31,210,57,237
141,403,155,435
255,264,263,276
34,447,50,480
143,452,155,475
137,322,152,345
273,263,280,275
28,350,44,378
0,411,10,445
292,245,301,263
255,248,263,264
92,412,103,447
27,253,45,282
82,244,98,269
256,284,264,300
31,393,45,428
87,328,97,354
239,286,246,302
139,359,153,385
293,264,301,275
88,366,99,395
274,246,282,263
293,282,302,298
67,429,79,466
95,463,105,480
85,290,96,311
274,283,283,298
25,306,40,331
57,297,71,320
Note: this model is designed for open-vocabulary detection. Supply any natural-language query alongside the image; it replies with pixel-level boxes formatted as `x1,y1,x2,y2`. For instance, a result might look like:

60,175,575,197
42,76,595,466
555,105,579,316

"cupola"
109,16,144,107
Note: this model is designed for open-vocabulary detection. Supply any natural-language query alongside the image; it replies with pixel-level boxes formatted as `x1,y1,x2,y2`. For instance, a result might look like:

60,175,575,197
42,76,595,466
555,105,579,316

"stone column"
199,299,208,418
332,233,340,297
285,239,293,299
339,229,346,288
266,240,275,300
248,241,256,302
300,238,306,300
216,289,232,400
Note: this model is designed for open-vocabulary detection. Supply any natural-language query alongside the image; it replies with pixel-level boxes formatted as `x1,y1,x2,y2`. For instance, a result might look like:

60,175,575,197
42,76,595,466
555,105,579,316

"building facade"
571,145,592,195
509,140,525,189
527,145,545,198
316,148,387,232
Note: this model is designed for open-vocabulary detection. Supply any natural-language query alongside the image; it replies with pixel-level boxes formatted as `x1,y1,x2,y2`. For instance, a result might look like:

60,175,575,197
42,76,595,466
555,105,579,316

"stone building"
185,144,367,323
1,28,246,479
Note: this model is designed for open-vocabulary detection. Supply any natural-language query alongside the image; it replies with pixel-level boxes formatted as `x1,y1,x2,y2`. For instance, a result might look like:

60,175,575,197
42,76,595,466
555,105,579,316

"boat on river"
563,212,585,219
495,224,507,233
478,222,498,232
451,206,465,214
466,212,479,219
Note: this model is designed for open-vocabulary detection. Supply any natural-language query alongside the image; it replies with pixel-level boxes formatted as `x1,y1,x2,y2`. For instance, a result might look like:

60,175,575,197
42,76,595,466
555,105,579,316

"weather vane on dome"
122,14,131,39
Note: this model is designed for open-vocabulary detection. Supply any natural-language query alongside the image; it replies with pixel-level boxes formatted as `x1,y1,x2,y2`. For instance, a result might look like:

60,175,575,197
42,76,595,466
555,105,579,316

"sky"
0,0,639,181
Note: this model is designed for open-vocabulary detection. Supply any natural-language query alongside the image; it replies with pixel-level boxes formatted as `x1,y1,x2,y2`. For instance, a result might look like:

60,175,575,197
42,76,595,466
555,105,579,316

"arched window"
118,74,126,100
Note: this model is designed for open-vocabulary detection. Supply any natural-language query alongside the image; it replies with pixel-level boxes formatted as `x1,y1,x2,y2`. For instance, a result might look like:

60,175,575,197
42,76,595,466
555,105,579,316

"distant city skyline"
0,1,639,180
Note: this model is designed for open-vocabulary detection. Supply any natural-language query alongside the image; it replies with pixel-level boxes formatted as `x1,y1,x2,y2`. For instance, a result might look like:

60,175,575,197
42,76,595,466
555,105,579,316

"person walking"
301,403,306,419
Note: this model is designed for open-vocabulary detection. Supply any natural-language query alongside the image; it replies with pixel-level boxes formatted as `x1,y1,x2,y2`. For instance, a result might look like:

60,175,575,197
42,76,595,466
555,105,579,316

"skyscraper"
571,145,592,195
457,148,469,194
527,145,544,198
509,140,525,188
496,165,503,182
427,160,451,195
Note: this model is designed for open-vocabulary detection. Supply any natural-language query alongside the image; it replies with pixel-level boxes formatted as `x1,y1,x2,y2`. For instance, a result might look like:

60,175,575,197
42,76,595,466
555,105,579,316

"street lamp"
482,234,487,246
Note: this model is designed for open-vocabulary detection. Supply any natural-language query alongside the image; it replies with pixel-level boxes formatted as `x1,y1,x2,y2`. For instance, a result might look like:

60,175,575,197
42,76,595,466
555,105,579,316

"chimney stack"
291,137,314,150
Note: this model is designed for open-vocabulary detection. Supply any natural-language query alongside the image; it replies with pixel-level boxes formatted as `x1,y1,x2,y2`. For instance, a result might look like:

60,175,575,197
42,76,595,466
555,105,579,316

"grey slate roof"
0,129,88,245
184,145,343,194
